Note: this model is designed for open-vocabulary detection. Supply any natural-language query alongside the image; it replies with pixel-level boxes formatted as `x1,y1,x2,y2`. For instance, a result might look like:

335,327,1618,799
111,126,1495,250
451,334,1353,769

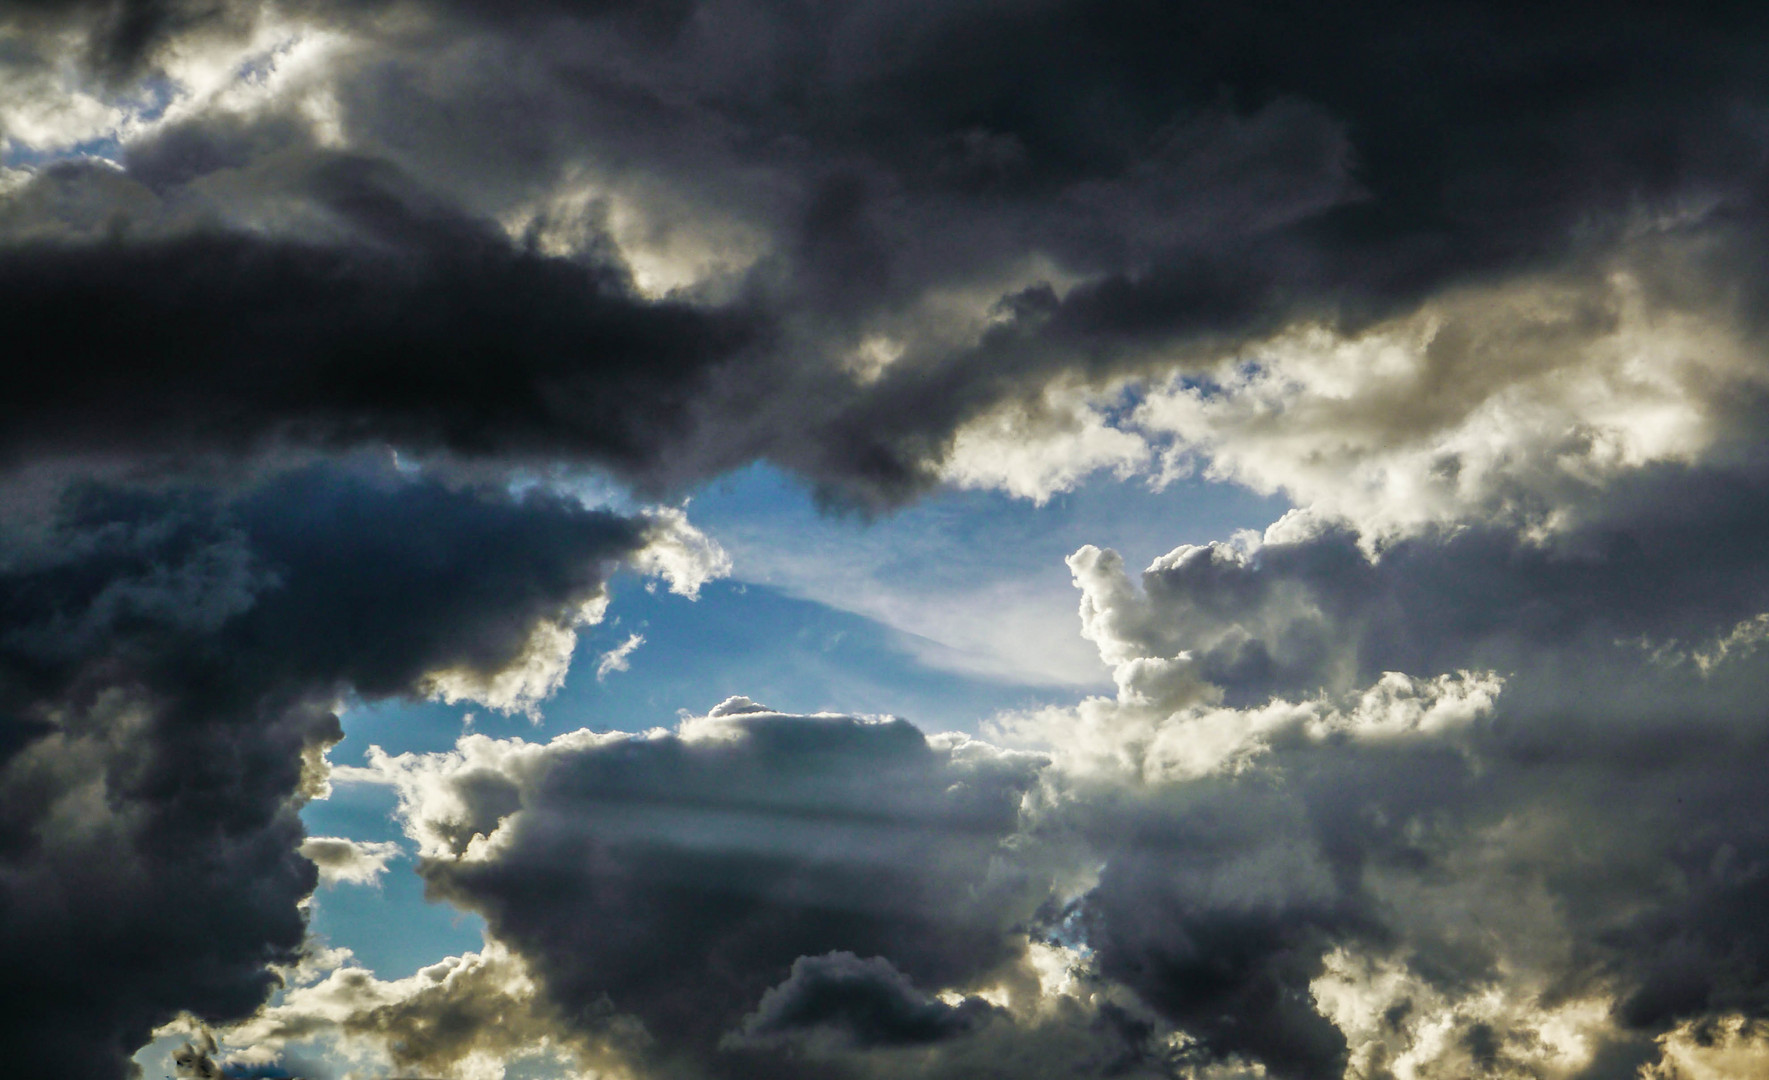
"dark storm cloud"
1064,778,1374,1080
725,951,999,1052
0,154,764,485
0,463,665,1078
420,0,1769,494
380,702,1047,1077
10,1,1769,503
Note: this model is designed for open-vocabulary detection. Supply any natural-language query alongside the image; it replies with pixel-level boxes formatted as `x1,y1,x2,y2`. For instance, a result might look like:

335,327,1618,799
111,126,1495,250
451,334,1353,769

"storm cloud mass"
11,1,1769,1078
0,462,714,1075
10,0,1769,502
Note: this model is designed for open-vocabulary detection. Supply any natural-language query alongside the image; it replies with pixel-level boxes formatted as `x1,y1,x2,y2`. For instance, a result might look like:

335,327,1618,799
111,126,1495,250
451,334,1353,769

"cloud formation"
210,703,1226,1079
981,461,1769,1077
723,951,1000,1053
299,835,403,887
181,610,1769,1080
12,3,1769,1079
354,700,1047,1075
9,1,1769,506
212,940,612,1080
0,461,709,1077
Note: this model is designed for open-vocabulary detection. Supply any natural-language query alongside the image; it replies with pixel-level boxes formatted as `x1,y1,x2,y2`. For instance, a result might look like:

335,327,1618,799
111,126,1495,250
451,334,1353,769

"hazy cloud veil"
8,2,1769,1078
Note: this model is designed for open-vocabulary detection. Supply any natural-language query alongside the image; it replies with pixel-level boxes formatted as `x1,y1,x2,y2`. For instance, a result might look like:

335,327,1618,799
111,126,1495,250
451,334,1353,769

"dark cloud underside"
0,159,762,478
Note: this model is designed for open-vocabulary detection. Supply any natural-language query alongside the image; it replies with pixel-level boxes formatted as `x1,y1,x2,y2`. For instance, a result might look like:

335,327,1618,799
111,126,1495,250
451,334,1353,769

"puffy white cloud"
994,668,1501,785
297,836,403,887
942,380,1151,504
422,613,589,720
1309,947,1619,1080
1133,259,1765,543
631,505,732,599
596,631,646,681
929,239,1769,557
422,502,723,716
214,940,629,1080
1645,1017,1769,1080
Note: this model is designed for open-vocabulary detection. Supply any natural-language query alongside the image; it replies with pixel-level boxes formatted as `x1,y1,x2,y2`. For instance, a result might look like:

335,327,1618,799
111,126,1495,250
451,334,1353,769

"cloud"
0,461,700,1077
1130,257,1769,542
628,506,732,598
353,702,1049,1076
170,1030,225,1080
940,379,1151,504
298,836,403,887
0,156,765,486
979,456,1769,1077
212,484,1769,1080
996,666,1502,785
69,456,1769,1080
1646,1017,1769,1080
212,940,624,1080
224,704,1223,1080
1052,459,1769,719
12,4,1769,1078
723,951,1000,1053
9,1,1769,508
595,632,645,681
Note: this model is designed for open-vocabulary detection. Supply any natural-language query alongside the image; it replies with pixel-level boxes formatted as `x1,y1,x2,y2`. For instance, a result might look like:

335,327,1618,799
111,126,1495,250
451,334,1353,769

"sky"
7,3,1769,1079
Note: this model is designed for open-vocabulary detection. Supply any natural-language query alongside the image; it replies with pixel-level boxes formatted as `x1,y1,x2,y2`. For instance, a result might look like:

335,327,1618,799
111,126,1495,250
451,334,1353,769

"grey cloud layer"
1073,461,1769,714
